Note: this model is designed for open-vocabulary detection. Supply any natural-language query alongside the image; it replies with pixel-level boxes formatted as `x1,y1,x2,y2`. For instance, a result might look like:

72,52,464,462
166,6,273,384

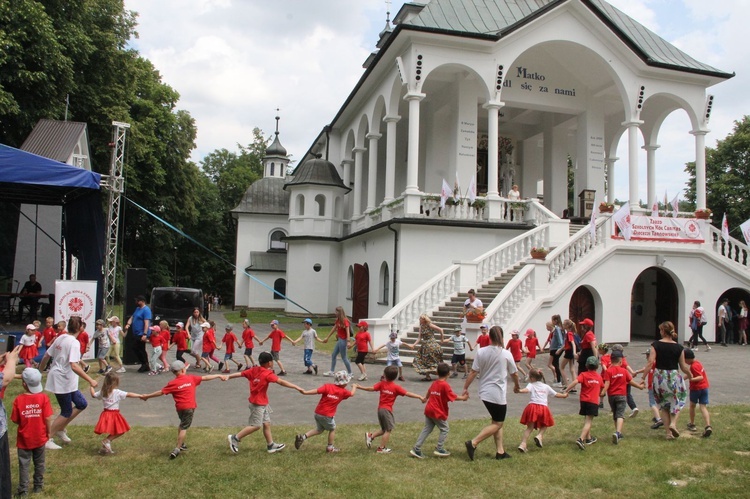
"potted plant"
599,201,614,213
694,208,712,219
471,197,486,209
530,246,549,260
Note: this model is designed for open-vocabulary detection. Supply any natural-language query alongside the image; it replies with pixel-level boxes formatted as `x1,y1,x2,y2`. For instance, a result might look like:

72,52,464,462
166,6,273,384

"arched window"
273,278,286,300
270,162,275,176
346,266,354,300
296,194,305,216
379,262,389,305
315,194,326,216
269,230,287,251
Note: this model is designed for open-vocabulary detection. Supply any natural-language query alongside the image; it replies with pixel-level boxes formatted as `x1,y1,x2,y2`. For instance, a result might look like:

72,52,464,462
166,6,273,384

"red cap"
579,318,594,327
525,328,535,337
357,320,368,328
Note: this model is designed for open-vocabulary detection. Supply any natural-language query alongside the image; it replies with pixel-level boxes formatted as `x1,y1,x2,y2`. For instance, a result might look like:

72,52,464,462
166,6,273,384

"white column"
352,147,366,217
341,158,353,218
643,144,660,208
484,101,504,199
404,93,425,194
366,132,381,212
623,120,643,210
383,116,400,203
605,156,618,204
691,130,708,210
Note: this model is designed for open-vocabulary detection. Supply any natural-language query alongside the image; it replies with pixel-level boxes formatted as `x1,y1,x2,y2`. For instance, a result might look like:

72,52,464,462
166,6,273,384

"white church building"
234,0,748,349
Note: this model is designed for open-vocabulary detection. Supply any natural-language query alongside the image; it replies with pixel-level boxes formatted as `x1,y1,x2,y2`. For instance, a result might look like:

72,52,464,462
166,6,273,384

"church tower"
263,113,289,179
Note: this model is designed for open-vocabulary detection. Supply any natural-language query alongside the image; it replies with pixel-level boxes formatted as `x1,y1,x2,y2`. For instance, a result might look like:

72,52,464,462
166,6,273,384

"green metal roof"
402,0,732,78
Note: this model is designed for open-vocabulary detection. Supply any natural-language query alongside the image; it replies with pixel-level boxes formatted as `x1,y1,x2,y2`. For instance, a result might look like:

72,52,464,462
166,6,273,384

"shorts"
244,348,253,357
224,353,234,361
201,351,212,358
689,388,709,405
314,413,336,432
386,358,403,367
271,351,280,361
482,400,507,423
563,349,574,360
177,409,195,430
55,390,88,418
248,403,272,427
377,408,396,432
451,354,466,366
97,346,109,360
608,395,627,420
579,401,599,417
355,351,367,365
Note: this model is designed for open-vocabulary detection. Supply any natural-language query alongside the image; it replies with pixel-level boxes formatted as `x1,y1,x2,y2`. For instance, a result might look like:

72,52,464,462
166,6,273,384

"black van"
150,287,203,330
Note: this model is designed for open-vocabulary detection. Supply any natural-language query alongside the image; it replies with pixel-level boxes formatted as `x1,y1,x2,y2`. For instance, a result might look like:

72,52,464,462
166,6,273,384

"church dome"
232,177,290,215
283,156,350,192
265,133,287,157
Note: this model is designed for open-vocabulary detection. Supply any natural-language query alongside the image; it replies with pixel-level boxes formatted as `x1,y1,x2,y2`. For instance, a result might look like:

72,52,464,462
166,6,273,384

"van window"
150,287,204,327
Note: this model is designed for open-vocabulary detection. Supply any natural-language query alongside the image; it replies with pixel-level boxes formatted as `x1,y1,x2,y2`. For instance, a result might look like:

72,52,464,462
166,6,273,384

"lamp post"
173,247,178,286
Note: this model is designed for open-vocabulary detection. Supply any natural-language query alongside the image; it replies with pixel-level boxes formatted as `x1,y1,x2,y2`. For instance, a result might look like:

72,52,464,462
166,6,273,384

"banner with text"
55,280,98,359
612,216,704,243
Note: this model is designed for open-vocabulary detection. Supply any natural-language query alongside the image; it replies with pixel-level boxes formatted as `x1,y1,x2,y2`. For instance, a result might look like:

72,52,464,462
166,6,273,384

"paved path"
71,311,750,428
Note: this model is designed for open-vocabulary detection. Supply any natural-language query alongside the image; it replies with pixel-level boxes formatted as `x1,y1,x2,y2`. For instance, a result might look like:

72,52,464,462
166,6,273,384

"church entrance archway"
714,288,750,345
630,267,677,341
352,263,369,323
569,286,595,326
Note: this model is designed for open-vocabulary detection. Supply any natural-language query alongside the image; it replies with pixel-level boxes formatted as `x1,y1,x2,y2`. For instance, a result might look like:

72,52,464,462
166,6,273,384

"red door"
569,286,595,326
352,263,369,324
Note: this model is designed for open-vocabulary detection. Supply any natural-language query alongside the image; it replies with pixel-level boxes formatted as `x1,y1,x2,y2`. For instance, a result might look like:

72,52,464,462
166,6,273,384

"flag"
589,194,598,241
740,218,750,246
670,193,679,215
651,196,658,217
468,174,477,204
721,213,730,241
454,171,461,202
664,190,668,215
440,178,452,209
612,203,633,240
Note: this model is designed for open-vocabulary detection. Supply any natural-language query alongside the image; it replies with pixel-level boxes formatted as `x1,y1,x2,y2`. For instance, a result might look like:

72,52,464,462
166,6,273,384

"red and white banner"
54,280,97,324
612,216,704,242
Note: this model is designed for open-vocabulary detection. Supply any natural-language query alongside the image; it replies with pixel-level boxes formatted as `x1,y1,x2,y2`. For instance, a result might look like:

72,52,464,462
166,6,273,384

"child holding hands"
565,356,603,450
295,371,356,453
259,320,296,376
684,349,712,437
90,371,143,454
600,350,645,444
516,368,568,452
373,331,415,381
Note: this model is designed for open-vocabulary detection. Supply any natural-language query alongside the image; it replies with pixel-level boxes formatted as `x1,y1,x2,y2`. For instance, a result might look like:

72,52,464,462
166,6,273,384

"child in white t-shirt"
374,332,416,382
91,319,112,375
300,319,324,375
89,372,143,454
442,326,473,378
516,368,568,452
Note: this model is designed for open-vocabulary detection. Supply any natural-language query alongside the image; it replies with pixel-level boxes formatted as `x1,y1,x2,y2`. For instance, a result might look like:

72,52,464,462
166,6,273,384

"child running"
601,350,645,444
295,371,357,453
610,344,639,418
91,319,112,374
299,318,323,375
516,368,568,452
220,324,242,373
566,356,603,450
90,371,143,454
373,331,415,382
442,326,473,378
507,330,527,381
241,319,257,368
410,363,469,458
159,321,171,374
684,349,712,437
259,320,296,376
19,324,39,368
226,352,304,454
523,328,539,373
200,321,221,372
140,360,227,459
172,322,190,364
350,321,374,381
356,365,424,454
106,316,125,373
147,325,163,375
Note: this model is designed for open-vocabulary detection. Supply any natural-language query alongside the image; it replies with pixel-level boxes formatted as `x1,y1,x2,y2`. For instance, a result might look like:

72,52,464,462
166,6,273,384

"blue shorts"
224,353,233,361
689,388,709,405
244,348,253,357
55,390,88,418
386,358,403,367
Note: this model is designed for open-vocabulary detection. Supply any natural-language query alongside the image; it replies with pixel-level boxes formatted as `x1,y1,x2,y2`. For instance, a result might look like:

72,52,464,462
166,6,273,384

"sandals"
517,446,527,453
534,436,543,448
669,426,680,438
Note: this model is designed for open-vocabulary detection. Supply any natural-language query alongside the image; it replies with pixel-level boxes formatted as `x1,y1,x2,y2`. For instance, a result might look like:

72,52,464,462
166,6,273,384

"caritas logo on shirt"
21,404,44,418
326,394,340,401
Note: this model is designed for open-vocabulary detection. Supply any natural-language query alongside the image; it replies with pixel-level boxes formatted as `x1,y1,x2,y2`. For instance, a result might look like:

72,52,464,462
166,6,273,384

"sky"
124,0,749,203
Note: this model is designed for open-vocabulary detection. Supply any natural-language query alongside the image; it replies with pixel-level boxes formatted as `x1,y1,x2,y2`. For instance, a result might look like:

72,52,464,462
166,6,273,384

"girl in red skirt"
89,372,144,454
19,324,39,368
517,368,568,452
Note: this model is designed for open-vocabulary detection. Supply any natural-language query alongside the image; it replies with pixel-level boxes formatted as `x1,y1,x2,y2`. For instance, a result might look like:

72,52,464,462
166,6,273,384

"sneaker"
104,365,113,373
237,363,243,372
148,371,158,376
568,389,577,394
585,437,598,445
278,371,287,376
294,434,305,450
465,440,476,461
552,382,563,388
169,447,181,459
45,440,62,450
56,430,72,443
83,364,90,373
495,452,512,460
706,346,711,351
612,432,621,445
357,374,367,381
630,408,639,418
576,438,586,450
97,369,105,374
228,434,240,453
32,486,43,493
303,370,312,375
267,442,286,453
207,364,214,373
462,373,468,379
326,446,340,453
434,448,451,457
702,426,713,438
450,372,458,378
218,362,224,371
687,423,698,432
323,371,334,377
651,419,664,430
313,365,318,375
365,432,373,449
115,367,126,373
180,443,188,451
102,439,113,454
410,448,425,459
376,447,392,454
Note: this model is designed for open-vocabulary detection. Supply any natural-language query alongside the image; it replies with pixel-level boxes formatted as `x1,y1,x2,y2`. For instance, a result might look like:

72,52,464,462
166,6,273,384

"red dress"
94,410,131,436
520,403,555,429
19,335,38,360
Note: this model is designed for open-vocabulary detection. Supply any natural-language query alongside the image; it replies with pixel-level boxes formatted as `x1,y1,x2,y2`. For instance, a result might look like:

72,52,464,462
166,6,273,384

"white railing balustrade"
527,198,560,225
482,265,534,328
418,195,487,221
474,225,547,284
384,265,460,333
709,225,750,268
547,215,610,284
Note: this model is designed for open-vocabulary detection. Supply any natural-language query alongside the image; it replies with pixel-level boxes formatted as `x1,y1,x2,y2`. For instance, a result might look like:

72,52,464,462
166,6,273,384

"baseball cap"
270,320,279,325
525,328,535,337
176,322,184,327
511,329,520,336
22,368,43,394
170,360,186,372
389,331,398,339
579,318,594,327
357,320,368,328
302,318,313,324
479,324,488,329
25,323,37,330
611,350,624,359
149,325,161,332
586,356,600,368
683,348,695,359
333,370,352,386
201,322,211,328
107,316,120,322
225,324,233,330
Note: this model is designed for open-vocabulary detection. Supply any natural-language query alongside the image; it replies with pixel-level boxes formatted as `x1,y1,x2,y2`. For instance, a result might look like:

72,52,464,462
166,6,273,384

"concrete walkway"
70,311,750,428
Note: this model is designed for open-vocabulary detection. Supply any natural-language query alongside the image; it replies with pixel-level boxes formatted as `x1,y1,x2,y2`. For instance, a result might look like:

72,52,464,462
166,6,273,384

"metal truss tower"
102,121,129,318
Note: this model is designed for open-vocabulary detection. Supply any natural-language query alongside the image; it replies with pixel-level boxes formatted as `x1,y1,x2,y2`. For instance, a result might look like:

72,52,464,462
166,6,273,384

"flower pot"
530,251,547,260
599,206,614,213
694,211,710,220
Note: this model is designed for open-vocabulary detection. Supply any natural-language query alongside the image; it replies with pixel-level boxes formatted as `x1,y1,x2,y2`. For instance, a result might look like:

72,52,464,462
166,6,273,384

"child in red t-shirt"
11,368,53,496
410,363,469,458
507,330,527,381
200,321,222,372
141,360,226,459
241,319,257,367
597,343,610,408
565,356,603,450
356,365,424,454
77,322,91,373
684,349,712,437
19,325,39,368
600,351,645,444
259,320,297,376
295,371,357,453
523,328,539,373
159,321,171,374
220,325,243,373
146,326,164,375
476,325,491,348
172,322,190,364
41,317,56,348
349,321,374,381
226,351,304,454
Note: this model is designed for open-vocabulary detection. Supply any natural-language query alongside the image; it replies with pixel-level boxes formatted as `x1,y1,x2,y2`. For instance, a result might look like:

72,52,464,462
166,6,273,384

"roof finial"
274,108,281,136
385,0,391,25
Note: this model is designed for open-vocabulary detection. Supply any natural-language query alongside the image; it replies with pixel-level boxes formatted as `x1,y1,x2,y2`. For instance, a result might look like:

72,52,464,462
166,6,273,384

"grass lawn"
3,372,749,498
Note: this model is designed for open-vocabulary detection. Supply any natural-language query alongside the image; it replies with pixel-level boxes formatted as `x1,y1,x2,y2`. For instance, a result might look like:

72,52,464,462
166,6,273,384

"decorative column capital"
642,144,660,151
605,156,619,165
621,120,644,127
352,147,367,155
483,100,505,110
340,158,353,166
366,133,382,141
383,115,401,124
403,92,426,102
690,129,710,137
